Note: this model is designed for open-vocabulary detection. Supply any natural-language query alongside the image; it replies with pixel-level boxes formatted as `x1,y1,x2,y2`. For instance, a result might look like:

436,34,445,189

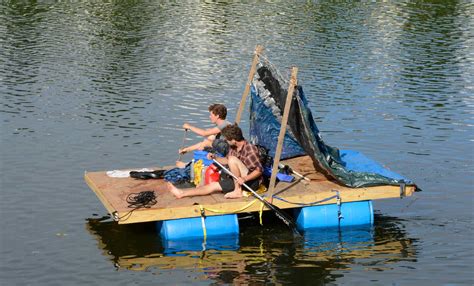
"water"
1,1,473,285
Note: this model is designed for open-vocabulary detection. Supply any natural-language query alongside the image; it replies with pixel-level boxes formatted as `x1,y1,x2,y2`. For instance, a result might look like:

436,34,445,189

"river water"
1,1,473,285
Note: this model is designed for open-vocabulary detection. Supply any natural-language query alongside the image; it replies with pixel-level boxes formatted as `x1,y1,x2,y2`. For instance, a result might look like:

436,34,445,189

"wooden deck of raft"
84,155,415,224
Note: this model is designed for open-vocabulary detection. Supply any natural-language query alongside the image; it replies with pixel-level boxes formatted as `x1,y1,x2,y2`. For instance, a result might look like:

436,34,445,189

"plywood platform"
84,156,415,224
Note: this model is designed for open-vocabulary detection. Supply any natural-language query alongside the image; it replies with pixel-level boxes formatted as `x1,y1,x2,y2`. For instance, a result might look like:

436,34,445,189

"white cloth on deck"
106,168,153,178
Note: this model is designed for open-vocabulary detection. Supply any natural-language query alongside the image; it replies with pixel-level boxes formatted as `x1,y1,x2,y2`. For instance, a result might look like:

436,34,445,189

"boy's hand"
183,123,191,130
207,153,216,160
236,177,245,186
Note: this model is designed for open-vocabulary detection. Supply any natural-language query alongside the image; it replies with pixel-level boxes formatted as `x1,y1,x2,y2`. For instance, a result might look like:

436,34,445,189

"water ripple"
1,1,473,285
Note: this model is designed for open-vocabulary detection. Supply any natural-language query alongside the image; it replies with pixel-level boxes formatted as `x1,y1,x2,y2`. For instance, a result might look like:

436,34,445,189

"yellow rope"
198,205,207,240
200,198,260,214
197,198,267,227
196,185,270,227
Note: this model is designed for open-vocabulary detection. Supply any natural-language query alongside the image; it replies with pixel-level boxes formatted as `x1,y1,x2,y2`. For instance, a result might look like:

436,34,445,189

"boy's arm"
183,123,220,137
243,168,262,183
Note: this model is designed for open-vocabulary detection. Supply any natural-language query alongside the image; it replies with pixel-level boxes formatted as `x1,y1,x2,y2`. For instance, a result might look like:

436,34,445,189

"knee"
228,156,239,166
209,181,222,191
207,135,216,141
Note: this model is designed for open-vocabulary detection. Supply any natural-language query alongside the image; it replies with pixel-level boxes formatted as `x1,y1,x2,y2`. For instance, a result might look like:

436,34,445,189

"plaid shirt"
228,140,262,174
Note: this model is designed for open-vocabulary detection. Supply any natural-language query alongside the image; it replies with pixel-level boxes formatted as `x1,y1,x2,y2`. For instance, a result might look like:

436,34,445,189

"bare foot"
167,182,184,199
175,161,186,168
224,190,243,199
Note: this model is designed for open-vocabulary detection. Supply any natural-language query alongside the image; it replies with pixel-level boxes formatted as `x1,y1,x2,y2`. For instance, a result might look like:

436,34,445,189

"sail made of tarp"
249,61,412,188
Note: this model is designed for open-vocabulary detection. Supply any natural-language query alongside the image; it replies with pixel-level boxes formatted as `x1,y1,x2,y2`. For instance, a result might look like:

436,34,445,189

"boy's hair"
221,123,244,142
208,104,227,120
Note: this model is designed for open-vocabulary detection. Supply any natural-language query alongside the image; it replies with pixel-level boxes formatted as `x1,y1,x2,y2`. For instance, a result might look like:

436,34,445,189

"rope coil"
114,191,157,222
126,191,157,208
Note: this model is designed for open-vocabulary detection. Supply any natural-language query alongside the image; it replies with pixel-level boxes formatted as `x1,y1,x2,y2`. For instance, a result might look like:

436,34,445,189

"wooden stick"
278,163,311,182
267,67,298,203
235,45,263,124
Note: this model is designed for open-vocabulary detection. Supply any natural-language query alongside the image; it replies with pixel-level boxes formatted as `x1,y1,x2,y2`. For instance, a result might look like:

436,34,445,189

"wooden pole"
235,45,263,124
267,67,298,203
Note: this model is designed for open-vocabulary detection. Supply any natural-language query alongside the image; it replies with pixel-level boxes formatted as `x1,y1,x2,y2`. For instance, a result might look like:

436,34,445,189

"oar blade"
267,201,302,237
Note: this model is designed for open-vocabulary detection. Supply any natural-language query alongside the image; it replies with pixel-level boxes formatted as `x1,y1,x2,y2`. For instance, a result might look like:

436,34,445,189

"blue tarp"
249,64,416,188
340,150,412,183
249,85,305,159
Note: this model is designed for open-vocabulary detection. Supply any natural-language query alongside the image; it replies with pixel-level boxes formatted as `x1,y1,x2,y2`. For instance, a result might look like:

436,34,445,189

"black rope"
126,191,157,208
115,191,157,222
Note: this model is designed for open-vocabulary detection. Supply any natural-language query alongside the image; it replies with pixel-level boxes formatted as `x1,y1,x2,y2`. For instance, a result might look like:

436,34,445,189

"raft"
84,45,418,241
84,153,415,230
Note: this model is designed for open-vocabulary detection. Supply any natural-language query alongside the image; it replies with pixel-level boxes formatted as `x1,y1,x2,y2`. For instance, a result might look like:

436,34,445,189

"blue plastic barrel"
294,200,374,230
193,150,213,166
157,214,239,240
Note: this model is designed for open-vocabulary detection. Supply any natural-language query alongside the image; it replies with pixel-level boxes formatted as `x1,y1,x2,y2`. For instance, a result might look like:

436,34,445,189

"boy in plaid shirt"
168,124,262,199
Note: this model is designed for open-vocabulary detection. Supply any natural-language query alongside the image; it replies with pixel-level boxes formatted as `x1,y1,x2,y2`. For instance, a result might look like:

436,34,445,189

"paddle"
213,159,302,237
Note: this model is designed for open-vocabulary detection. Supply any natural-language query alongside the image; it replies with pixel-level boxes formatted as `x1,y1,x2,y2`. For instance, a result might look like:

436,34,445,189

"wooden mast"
266,67,298,203
235,45,263,124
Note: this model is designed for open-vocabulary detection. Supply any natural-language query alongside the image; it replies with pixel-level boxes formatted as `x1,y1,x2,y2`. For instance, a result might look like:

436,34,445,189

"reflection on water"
2,0,473,285
86,214,417,284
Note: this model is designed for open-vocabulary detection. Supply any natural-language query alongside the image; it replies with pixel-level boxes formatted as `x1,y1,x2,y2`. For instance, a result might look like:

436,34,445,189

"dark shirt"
228,140,262,174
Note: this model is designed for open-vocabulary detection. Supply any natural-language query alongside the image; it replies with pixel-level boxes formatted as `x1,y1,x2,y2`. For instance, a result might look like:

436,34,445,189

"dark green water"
1,1,473,285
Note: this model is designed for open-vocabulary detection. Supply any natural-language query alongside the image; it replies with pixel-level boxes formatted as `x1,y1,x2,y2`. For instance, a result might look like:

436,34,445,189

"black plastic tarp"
249,64,414,188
